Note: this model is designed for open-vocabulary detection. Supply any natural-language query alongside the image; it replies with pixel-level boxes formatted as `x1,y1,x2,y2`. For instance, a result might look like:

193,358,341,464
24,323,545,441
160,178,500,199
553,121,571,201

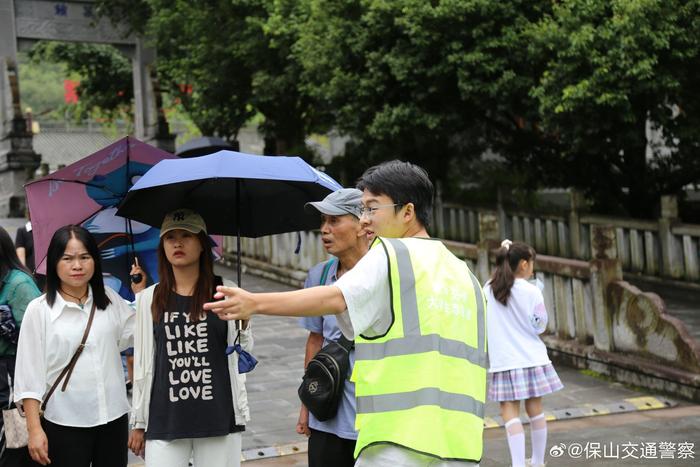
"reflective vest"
352,237,487,462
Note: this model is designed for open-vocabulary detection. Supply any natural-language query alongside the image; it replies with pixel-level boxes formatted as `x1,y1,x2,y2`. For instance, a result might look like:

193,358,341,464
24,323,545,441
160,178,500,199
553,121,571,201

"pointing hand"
203,286,257,321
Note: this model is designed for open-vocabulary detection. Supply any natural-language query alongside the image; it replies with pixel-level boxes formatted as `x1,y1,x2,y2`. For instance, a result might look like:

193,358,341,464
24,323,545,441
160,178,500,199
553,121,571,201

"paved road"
245,404,700,466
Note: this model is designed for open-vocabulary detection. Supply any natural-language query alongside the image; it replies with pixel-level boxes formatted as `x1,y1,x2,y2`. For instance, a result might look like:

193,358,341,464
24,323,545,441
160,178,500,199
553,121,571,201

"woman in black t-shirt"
128,209,252,467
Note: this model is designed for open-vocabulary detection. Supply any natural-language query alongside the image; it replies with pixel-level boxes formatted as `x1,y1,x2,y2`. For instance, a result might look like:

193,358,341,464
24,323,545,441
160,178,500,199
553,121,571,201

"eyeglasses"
359,203,402,217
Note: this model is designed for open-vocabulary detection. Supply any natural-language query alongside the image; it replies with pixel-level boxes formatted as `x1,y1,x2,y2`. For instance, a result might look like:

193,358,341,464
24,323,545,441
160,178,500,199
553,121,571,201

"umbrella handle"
130,257,143,284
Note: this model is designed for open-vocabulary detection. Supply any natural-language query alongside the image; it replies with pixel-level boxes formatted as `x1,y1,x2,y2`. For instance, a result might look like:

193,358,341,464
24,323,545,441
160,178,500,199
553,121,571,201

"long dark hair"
0,226,32,280
490,241,536,306
45,225,111,310
152,231,215,323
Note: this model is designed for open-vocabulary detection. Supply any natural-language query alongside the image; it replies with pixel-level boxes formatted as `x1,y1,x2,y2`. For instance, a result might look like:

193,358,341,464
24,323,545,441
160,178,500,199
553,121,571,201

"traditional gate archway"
0,0,174,216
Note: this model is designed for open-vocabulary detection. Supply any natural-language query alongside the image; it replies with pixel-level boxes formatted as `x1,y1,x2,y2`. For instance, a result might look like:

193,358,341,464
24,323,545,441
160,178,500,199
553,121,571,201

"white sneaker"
526,459,546,467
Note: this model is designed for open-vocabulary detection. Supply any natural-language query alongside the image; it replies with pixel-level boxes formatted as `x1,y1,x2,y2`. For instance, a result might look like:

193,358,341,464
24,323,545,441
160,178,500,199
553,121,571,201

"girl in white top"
484,240,563,467
14,225,135,467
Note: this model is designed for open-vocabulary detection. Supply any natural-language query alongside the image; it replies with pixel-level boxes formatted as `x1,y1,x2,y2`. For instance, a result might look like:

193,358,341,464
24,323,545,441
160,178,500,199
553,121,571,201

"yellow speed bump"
625,396,671,410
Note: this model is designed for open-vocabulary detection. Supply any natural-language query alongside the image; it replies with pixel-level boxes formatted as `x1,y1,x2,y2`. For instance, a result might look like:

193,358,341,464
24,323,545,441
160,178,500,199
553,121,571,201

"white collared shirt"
14,286,135,427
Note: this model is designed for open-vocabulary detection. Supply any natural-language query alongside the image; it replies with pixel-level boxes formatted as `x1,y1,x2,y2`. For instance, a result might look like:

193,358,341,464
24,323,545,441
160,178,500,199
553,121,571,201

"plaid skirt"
488,363,564,401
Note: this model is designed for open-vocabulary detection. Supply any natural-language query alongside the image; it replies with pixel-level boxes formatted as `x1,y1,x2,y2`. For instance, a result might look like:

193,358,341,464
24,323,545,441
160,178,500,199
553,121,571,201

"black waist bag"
298,335,354,421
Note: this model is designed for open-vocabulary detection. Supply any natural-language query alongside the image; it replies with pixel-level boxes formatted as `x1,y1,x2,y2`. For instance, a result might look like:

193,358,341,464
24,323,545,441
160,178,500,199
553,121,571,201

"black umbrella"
175,136,235,158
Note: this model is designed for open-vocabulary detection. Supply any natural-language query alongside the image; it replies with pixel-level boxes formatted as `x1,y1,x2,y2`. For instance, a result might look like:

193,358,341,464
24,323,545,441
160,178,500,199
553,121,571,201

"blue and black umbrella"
116,150,343,285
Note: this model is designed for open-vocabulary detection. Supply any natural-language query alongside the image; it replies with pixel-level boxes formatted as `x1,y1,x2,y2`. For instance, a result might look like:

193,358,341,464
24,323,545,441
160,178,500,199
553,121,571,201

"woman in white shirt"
14,225,135,467
484,240,563,467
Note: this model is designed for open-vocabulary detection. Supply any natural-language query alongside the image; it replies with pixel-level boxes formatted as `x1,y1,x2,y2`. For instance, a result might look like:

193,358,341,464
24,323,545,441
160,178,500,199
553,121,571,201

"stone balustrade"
433,194,700,284
222,224,700,400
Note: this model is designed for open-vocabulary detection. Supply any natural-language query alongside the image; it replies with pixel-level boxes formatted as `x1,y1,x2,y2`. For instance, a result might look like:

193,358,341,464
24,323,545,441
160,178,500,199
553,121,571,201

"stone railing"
222,225,700,401
433,194,700,284
222,232,328,288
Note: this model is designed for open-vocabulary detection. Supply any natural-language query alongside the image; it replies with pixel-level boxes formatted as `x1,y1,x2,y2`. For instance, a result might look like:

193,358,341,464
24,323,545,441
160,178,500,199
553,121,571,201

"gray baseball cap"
305,188,363,219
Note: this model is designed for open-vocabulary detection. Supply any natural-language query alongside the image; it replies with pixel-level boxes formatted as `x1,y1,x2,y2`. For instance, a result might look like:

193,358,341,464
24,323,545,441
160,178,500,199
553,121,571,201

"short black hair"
45,225,111,310
357,160,434,228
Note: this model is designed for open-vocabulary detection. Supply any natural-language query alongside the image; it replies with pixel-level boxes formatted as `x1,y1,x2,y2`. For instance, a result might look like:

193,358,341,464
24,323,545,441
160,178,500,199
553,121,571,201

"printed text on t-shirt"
164,311,214,402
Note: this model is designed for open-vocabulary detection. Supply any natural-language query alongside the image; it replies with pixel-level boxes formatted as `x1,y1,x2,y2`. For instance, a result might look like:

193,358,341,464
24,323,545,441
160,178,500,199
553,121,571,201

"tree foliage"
27,41,133,121
85,0,700,216
527,0,700,215
143,0,265,142
293,0,553,191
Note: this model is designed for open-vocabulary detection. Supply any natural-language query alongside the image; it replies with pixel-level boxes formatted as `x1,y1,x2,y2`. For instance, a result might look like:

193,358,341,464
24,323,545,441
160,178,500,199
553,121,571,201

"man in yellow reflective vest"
205,160,487,466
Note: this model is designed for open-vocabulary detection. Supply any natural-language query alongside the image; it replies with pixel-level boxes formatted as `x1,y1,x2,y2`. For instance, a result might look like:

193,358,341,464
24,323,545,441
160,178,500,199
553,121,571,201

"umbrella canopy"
117,150,343,237
175,136,234,158
24,137,177,299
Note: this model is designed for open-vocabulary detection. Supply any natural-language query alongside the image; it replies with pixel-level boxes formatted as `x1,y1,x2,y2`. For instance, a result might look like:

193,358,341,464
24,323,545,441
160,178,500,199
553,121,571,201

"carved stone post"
496,186,508,240
589,224,623,352
434,180,445,239
476,211,501,283
658,195,681,278
1,3,41,217
130,38,175,153
569,190,584,259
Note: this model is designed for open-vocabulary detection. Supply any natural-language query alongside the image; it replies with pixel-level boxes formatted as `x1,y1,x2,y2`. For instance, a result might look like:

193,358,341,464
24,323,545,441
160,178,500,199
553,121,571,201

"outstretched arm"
203,285,347,321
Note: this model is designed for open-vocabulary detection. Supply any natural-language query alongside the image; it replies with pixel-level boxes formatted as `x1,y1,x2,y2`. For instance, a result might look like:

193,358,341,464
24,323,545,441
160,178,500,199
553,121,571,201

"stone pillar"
658,194,681,278
476,211,501,283
0,0,15,135
589,224,623,352
496,187,508,240
0,3,41,217
434,180,445,239
150,67,176,153
569,190,584,259
132,38,174,152
132,38,154,142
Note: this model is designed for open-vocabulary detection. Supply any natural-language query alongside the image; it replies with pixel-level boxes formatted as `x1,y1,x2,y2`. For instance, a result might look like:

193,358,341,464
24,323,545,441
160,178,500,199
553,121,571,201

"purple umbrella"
24,137,176,300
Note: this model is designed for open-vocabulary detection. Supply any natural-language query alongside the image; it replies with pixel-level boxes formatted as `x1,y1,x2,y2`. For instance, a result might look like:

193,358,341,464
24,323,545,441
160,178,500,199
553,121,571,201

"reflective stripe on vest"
353,237,487,461
356,387,484,415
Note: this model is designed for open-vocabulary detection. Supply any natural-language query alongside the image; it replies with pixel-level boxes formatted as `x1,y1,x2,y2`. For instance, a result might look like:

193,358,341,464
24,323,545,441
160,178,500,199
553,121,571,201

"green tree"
17,52,69,119
143,0,262,143
294,0,551,194
528,0,700,216
27,41,133,121
254,0,322,157
96,0,318,153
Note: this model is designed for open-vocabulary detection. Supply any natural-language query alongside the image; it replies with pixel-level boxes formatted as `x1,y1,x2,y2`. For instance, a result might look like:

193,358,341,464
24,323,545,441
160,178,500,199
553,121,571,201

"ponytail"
490,240,536,306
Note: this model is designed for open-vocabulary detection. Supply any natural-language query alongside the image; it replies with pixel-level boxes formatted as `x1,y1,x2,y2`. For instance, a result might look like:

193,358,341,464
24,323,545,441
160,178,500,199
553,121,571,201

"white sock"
505,417,526,467
529,413,547,465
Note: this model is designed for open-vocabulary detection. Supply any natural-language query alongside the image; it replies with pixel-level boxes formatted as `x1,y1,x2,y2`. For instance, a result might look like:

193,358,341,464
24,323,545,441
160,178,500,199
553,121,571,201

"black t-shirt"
14,226,34,272
146,291,244,440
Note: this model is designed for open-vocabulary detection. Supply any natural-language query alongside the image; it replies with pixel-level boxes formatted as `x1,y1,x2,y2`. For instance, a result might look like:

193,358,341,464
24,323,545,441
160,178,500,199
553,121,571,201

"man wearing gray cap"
296,188,368,467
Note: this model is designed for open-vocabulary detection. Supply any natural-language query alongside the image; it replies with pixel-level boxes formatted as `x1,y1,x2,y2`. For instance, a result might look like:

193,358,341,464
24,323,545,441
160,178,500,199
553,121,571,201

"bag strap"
6,373,14,410
318,260,353,350
319,259,336,286
336,334,354,351
41,300,97,412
